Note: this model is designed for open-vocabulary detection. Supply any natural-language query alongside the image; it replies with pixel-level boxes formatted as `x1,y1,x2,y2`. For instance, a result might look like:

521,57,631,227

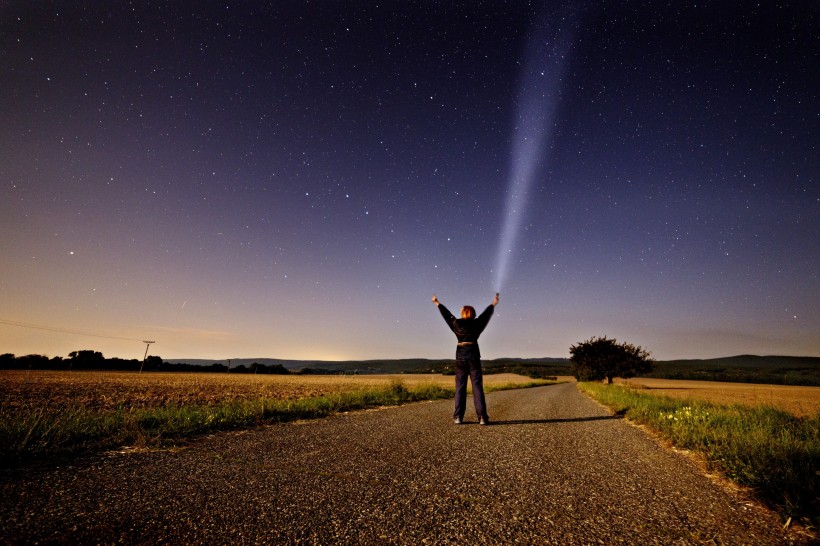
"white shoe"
454,417,462,424
479,418,488,426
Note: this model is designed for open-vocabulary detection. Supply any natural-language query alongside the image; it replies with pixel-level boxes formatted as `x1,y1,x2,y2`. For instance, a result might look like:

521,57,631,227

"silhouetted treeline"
409,358,571,379
295,366,401,375
0,352,290,374
482,359,570,379
4,352,815,385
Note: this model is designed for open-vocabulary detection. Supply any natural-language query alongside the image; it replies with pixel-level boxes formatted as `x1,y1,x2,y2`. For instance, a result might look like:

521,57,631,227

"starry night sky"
1,1,817,362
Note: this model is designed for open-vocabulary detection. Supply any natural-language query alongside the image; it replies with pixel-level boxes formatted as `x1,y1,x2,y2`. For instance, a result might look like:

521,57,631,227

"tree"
268,363,290,375
570,336,653,384
18,354,49,370
144,355,163,371
0,353,15,369
68,350,105,370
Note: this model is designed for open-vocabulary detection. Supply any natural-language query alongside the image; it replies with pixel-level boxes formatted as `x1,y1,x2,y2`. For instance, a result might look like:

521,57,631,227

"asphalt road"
0,382,800,544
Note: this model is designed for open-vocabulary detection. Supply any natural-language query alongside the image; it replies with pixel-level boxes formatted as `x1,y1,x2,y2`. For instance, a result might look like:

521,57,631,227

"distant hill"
167,358,447,374
165,355,820,385
5,353,816,385
648,355,820,386
166,357,571,376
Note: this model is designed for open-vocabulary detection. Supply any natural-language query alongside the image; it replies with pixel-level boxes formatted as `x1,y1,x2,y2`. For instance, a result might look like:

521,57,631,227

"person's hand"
432,294,439,305
493,292,499,306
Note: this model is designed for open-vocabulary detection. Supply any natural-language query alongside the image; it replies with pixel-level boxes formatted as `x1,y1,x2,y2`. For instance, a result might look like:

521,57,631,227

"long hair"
460,306,475,320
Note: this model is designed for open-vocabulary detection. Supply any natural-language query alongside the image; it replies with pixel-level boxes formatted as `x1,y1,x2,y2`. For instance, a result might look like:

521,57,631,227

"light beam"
494,7,577,291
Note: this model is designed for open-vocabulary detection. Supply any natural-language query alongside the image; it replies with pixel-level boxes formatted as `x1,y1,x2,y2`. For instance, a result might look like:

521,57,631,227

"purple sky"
1,1,817,362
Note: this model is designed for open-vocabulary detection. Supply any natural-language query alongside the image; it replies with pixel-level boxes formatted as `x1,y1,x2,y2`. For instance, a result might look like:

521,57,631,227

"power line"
0,319,221,361
0,318,146,343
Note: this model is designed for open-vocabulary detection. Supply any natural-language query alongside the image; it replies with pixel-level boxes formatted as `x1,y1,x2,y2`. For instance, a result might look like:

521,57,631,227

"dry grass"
0,371,550,465
617,377,820,417
0,371,538,412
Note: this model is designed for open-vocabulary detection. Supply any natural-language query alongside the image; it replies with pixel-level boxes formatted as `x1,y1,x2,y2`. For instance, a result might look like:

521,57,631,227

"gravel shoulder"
0,382,803,544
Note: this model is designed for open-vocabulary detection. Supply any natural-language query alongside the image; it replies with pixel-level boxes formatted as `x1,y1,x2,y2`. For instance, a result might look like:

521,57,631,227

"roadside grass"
0,378,552,466
578,382,819,525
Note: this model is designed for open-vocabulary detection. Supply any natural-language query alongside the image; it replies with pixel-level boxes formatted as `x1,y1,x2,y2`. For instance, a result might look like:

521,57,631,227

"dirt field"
0,371,540,411
617,377,820,417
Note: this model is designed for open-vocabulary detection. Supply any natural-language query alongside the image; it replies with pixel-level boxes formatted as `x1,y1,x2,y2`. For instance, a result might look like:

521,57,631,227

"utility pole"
140,341,155,373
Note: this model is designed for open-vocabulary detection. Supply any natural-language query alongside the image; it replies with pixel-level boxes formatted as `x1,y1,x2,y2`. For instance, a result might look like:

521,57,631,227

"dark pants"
453,357,488,421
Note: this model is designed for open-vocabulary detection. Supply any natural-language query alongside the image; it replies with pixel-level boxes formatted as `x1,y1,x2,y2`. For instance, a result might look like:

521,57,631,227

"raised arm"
433,294,458,333
473,293,499,333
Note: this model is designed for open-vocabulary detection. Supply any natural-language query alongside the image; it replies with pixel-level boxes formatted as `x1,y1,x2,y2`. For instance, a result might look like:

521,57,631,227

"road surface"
0,383,800,544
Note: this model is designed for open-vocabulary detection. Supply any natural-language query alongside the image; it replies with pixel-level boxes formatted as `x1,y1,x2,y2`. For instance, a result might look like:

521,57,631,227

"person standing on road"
432,292,499,425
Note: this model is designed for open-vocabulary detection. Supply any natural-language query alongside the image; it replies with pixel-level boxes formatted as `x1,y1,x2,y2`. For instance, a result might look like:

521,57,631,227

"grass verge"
578,382,819,525
0,379,552,466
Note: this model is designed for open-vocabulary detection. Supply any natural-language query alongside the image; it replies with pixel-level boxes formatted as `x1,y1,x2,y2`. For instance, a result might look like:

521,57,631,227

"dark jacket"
437,303,494,360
